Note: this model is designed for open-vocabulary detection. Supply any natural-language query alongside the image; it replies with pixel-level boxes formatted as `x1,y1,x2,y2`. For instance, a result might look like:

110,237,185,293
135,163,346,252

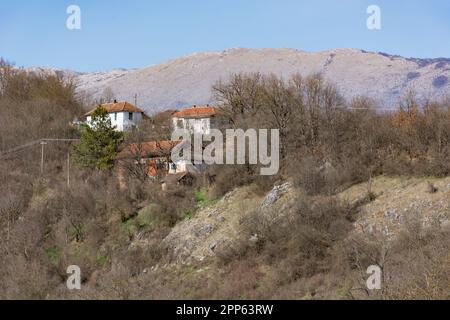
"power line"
0,139,43,158
0,138,79,159
0,138,79,185
334,104,450,111
40,138,80,142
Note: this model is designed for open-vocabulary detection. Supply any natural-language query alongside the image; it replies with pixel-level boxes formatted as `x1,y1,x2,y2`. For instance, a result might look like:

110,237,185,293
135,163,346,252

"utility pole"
40,140,47,175
67,150,70,187
134,93,137,107
0,138,78,175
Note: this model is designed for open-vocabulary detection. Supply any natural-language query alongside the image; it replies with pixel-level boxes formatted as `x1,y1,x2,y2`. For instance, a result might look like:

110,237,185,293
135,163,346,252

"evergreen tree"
72,106,123,169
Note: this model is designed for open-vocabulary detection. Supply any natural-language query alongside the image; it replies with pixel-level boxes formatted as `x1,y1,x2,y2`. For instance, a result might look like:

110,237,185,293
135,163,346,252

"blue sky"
1,0,450,71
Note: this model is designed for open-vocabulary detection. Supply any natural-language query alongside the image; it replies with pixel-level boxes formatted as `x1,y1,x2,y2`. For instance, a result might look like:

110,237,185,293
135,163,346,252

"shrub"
220,192,355,284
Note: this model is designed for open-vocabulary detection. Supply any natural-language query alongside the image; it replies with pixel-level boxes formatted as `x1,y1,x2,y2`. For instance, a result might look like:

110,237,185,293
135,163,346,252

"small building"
171,105,219,135
116,138,207,180
115,104,221,185
167,139,207,175
84,100,146,132
170,105,224,175
116,140,181,177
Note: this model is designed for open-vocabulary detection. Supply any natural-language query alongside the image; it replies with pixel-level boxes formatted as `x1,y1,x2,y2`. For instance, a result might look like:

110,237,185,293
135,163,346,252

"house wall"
168,160,207,174
169,116,216,175
168,160,189,174
172,116,212,135
86,112,142,131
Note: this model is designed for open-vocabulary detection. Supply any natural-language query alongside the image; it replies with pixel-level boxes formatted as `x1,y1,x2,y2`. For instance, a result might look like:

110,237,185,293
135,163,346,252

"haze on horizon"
1,0,450,72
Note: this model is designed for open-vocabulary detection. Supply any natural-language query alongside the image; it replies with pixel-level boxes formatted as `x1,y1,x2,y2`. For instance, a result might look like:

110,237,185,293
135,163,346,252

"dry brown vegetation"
212,73,450,196
0,62,449,299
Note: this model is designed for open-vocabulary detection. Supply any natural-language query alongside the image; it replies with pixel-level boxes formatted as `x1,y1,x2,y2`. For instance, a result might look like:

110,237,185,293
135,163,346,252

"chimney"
114,99,117,103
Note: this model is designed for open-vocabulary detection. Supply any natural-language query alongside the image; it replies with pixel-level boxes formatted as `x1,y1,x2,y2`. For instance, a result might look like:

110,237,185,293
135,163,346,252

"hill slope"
30,48,450,113
160,177,450,265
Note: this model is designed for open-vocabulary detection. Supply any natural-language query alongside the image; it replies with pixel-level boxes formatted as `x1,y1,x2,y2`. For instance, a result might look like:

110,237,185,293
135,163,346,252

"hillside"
98,177,450,299
31,48,450,113
161,177,450,265
2,59,450,300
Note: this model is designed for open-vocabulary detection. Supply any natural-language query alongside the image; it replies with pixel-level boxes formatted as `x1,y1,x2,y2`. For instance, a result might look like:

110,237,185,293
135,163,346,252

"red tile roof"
117,140,181,159
172,105,217,118
84,101,145,117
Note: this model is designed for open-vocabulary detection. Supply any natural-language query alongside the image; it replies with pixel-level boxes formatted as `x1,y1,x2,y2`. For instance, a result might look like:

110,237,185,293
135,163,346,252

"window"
114,113,117,121
128,112,133,120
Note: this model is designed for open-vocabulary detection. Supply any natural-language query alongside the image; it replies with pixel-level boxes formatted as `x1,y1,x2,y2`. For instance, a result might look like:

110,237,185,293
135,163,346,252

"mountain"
33,48,450,113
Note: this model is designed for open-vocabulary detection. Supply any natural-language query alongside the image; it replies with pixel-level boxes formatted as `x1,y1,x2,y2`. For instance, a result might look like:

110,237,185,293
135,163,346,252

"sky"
1,0,450,72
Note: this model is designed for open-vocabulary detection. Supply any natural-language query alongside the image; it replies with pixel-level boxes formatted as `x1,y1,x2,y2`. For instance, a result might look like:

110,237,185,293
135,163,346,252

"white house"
169,105,221,174
171,105,219,135
85,100,146,131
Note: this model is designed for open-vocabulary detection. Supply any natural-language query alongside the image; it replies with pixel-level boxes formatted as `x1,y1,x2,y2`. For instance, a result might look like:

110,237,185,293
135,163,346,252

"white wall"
168,160,206,174
168,160,188,174
172,117,211,135
86,112,143,132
